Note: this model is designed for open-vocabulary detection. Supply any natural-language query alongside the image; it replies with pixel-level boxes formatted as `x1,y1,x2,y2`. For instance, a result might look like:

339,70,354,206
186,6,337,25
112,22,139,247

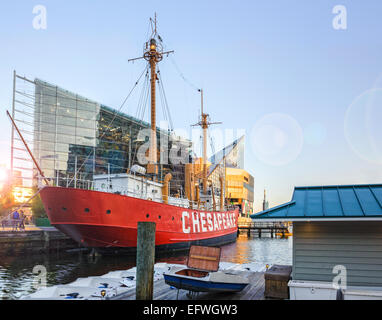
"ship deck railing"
37,176,238,212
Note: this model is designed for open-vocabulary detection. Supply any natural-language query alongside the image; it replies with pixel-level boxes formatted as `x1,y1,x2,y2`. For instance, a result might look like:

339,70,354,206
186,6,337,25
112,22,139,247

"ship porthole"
106,210,111,214
158,215,161,219
172,216,174,221
62,207,67,211
84,208,90,213
146,214,149,218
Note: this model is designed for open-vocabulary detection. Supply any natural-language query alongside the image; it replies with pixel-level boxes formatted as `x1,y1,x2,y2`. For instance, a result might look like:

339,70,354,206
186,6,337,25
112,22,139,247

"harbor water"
0,235,292,300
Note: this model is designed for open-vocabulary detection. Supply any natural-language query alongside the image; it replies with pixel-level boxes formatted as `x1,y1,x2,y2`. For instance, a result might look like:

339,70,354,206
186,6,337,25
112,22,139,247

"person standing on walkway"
12,210,20,231
19,210,25,230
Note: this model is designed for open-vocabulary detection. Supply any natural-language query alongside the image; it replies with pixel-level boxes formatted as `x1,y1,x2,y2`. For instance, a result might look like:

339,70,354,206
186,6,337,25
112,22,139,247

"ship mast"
201,90,208,194
128,14,173,179
192,89,222,194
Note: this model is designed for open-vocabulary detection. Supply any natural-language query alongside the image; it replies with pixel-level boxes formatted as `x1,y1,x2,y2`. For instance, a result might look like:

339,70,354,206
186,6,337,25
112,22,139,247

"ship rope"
208,130,216,158
168,55,200,92
157,67,174,132
131,68,155,170
135,68,150,122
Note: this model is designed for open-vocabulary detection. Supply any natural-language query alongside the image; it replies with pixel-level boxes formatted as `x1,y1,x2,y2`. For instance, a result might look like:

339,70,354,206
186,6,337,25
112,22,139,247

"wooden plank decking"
113,271,266,300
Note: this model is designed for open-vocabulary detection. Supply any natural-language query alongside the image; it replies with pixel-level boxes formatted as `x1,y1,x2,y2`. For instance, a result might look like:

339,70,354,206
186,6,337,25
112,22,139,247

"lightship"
39,15,239,253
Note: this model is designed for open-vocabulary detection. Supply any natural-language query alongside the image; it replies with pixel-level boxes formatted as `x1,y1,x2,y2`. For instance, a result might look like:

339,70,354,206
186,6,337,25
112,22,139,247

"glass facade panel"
77,119,96,129
39,132,55,142
57,106,76,117
55,143,69,153
77,109,97,120
76,136,96,146
41,141,55,151
56,134,75,144
57,116,76,126
75,127,95,138
38,114,56,132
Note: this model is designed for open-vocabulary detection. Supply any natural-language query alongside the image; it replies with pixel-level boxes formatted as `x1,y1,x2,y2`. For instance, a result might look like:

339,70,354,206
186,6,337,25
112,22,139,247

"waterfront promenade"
0,225,54,232
0,225,81,255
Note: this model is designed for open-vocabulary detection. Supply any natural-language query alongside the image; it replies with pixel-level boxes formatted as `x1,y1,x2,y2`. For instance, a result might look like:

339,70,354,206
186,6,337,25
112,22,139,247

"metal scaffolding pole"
10,70,16,179
74,156,78,188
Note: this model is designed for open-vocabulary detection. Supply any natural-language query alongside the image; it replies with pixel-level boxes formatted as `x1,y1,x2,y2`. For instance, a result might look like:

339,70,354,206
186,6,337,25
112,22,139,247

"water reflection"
221,235,292,265
0,236,292,300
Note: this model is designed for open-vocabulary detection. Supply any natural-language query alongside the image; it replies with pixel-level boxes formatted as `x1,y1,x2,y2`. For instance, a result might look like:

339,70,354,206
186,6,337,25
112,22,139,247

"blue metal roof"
251,184,382,220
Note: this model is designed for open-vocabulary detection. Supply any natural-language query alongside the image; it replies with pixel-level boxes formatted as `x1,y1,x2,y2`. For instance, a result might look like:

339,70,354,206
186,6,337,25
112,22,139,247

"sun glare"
0,168,8,182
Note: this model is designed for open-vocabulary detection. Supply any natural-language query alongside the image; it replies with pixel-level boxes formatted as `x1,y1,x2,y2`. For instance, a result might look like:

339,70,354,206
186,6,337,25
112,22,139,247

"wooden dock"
112,271,266,300
238,222,290,238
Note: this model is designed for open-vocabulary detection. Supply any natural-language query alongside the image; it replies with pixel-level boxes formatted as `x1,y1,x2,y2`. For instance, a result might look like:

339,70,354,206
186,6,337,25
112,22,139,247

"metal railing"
34,172,240,212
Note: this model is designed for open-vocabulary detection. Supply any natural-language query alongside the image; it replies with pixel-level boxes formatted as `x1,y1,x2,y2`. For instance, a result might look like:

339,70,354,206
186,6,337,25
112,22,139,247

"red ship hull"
40,187,239,252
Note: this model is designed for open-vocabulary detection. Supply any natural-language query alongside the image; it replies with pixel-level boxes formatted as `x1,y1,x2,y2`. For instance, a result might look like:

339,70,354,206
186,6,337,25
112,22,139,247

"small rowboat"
163,246,249,293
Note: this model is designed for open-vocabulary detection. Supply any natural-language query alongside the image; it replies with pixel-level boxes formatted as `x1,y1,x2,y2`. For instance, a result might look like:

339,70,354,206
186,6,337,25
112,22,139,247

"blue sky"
0,0,382,211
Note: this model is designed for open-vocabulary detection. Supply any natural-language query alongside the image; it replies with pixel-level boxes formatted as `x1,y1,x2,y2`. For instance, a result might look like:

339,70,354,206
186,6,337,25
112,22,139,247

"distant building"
225,167,254,216
262,189,269,211
203,136,253,215
188,136,250,211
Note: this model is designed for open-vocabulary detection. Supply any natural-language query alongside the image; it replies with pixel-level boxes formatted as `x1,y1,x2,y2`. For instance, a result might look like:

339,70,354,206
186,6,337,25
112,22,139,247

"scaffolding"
10,72,36,191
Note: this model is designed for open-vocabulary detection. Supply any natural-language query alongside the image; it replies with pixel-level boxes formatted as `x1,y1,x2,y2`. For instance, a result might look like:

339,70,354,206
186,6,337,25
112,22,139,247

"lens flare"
0,168,7,181
250,113,303,166
304,122,327,146
12,187,33,204
344,88,382,165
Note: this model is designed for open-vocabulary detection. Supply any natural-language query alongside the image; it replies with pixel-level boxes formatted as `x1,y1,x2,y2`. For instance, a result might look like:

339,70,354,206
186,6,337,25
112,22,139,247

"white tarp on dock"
20,262,267,300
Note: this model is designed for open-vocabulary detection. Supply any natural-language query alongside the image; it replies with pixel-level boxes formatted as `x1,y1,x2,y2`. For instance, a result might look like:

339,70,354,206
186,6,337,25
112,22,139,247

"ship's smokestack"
195,185,200,209
162,173,172,204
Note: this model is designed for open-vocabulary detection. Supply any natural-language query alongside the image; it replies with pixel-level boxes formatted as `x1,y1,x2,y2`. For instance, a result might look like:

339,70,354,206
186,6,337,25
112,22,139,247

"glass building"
11,73,248,204
32,79,191,194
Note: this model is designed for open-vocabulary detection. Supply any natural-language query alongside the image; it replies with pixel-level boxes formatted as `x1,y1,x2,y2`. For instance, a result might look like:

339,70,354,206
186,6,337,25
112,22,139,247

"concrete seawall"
0,227,83,255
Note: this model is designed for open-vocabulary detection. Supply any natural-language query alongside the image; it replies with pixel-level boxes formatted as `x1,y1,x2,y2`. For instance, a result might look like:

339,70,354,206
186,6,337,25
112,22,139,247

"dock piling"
136,221,156,300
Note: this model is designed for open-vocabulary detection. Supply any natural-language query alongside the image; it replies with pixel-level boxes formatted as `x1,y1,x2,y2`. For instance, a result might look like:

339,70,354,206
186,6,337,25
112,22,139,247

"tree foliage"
0,184,15,217
31,187,47,218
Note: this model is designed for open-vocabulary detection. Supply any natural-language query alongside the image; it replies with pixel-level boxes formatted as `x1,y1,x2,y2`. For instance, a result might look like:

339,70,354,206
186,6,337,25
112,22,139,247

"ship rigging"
128,13,174,179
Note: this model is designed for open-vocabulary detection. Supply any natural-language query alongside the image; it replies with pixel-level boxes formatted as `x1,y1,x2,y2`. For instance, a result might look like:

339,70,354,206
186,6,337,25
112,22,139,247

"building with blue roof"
251,184,382,221
251,184,382,291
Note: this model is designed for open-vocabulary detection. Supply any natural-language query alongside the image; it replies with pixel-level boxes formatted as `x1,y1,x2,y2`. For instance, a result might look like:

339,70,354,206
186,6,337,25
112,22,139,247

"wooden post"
259,229,262,238
136,221,156,300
